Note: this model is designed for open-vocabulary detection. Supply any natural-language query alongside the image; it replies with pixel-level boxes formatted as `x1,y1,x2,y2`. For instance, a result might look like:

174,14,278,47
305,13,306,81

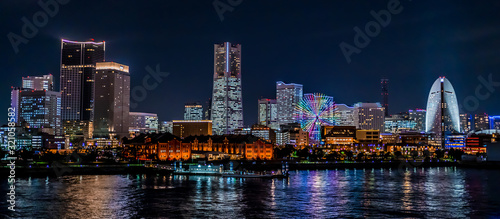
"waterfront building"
445,134,466,149
211,42,243,135
276,81,303,126
93,62,130,139
184,103,203,120
354,102,385,133
123,133,273,161
321,126,356,146
22,74,53,91
172,120,212,138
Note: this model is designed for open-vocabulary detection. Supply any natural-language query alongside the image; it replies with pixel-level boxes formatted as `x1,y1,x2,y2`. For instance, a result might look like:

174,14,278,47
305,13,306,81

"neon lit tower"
211,42,243,135
296,93,336,143
425,77,460,147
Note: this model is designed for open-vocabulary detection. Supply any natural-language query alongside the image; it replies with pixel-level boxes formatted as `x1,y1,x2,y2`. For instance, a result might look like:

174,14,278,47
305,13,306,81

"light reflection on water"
1,167,500,218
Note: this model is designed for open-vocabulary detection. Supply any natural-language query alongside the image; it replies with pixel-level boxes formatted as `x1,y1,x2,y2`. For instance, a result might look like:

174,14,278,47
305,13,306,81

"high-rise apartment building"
258,98,278,129
211,42,243,135
19,89,62,135
22,74,53,91
184,103,203,120
276,81,303,127
354,102,385,133
93,62,130,139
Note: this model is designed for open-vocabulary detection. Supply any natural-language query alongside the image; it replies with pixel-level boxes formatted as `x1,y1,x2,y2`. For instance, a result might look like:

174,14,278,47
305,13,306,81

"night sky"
2,0,500,126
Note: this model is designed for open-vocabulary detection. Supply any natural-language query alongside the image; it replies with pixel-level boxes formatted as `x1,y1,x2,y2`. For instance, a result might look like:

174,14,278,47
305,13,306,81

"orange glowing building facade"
124,133,273,161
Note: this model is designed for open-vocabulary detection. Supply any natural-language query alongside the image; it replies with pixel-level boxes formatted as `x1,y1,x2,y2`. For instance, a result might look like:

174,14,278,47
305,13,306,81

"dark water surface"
2,167,500,218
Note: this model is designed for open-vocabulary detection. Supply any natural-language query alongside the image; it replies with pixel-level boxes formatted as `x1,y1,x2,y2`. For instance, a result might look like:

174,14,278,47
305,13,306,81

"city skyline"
2,1,500,126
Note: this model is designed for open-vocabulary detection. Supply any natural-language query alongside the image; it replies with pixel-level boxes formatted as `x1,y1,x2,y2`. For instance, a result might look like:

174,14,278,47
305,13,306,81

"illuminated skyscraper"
22,74,53,91
276,81,303,127
425,77,460,147
19,89,62,135
258,98,277,129
211,42,243,135
354,102,385,133
184,103,203,120
93,62,130,139
60,39,105,122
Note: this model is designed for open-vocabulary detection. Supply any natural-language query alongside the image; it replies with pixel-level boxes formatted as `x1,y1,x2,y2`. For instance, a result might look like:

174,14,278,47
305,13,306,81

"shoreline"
1,160,499,177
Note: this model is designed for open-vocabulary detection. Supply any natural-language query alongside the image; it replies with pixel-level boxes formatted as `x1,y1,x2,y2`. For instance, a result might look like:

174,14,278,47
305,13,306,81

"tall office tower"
381,78,389,117
460,113,472,133
276,81,303,127
354,102,385,133
425,77,460,147
258,98,278,129
474,113,490,131
19,90,62,135
22,75,54,91
184,103,203,120
10,87,22,124
335,104,355,126
129,112,159,134
159,121,173,133
211,42,243,135
204,98,212,120
60,39,105,122
409,109,426,132
93,62,130,139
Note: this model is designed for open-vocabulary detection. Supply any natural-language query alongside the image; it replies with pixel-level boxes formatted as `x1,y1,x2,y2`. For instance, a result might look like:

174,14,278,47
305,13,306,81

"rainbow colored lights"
296,93,336,143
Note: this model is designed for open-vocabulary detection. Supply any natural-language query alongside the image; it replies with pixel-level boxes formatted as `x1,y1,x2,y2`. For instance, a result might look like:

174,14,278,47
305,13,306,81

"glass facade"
184,103,203,120
258,99,277,129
